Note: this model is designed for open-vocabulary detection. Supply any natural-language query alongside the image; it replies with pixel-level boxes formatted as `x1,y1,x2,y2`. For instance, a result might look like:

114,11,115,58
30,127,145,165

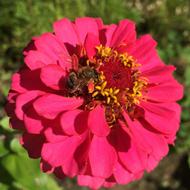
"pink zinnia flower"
6,17,183,189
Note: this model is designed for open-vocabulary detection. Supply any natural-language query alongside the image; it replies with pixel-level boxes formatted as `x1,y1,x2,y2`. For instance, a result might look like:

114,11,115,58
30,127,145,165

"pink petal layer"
142,65,175,83
42,136,82,167
53,18,79,46
40,64,66,90
111,125,145,173
146,155,160,172
141,102,181,135
11,69,51,93
60,109,87,135
34,32,71,70
74,136,91,174
110,19,136,48
33,94,83,119
24,107,44,134
24,50,52,70
147,80,184,102
103,181,116,188
127,35,161,71
104,24,117,46
75,17,101,43
78,175,104,189
62,159,79,177
84,33,100,59
113,162,133,184
88,105,110,137
15,90,44,120
89,135,117,178
123,112,169,161
44,127,67,143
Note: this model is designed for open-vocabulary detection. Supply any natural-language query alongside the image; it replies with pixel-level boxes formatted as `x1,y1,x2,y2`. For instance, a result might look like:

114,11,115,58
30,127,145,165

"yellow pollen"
114,89,120,95
95,86,102,90
101,81,107,89
92,91,99,97
92,75,120,106
107,97,111,104
96,45,112,57
104,91,109,96
109,88,113,94
125,77,148,105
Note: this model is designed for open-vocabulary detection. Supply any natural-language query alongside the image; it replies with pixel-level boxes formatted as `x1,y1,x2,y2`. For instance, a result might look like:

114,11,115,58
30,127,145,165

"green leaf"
0,183,9,190
35,174,63,190
0,152,62,190
10,138,23,153
0,140,8,158
0,117,13,132
1,153,39,189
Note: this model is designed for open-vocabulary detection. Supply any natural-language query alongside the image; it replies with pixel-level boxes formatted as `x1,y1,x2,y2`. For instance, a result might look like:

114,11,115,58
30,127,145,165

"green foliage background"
0,0,190,190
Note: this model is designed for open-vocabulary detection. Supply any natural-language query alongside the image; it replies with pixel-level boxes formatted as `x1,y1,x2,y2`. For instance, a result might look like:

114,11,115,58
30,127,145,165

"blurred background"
0,0,190,189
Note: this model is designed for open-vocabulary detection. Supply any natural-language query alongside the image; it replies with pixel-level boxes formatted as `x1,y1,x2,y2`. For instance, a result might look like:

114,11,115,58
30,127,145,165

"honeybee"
67,66,98,96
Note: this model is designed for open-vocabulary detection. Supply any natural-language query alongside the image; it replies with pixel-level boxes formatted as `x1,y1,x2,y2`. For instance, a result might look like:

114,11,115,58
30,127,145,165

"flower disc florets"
66,45,148,124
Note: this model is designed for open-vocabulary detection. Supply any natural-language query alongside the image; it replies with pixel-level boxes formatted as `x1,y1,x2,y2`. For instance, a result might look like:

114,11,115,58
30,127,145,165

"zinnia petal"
84,33,100,59
147,80,184,102
110,125,145,173
75,17,101,43
78,175,104,189
89,136,117,178
141,101,181,135
42,135,82,167
60,109,88,135
123,111,169,161
24,50,52,70
127,34,160,69
15,90,44,120
110,19,136,48
24,107,44,134
88,105,110,137
113,162,134,184
33,94,83,119
40,64,66,90
53,18,79,46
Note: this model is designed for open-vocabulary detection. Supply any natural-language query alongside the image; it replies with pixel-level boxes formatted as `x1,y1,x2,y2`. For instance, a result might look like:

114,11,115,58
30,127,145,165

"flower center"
66,45,148,124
